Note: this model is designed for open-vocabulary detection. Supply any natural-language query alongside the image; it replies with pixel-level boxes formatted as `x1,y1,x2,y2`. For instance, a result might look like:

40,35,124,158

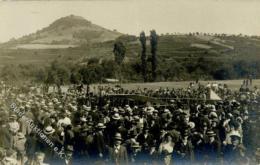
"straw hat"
112,113,120,120
17,132,25,139
131,141,141,148
207,130,216,137
9,114,17,120
114,133,122,141
43,126,55,135
97,123,106,129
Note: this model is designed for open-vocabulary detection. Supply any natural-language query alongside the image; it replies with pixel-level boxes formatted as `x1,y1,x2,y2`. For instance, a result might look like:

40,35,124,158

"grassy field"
90,79,258,91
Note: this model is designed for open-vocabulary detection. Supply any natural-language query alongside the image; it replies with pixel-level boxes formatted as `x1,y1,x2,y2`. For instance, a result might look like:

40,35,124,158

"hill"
1,15,260,83
2,15,122,49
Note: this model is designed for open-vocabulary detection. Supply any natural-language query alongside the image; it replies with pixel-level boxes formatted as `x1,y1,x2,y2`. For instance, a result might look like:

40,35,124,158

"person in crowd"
92,122,107,163
33,152,49,165
203,130,221,164
0,81,258,165
108,133,128,165
223,134,248,165
174,131,194,165
158,133,175,165
14,132,26,165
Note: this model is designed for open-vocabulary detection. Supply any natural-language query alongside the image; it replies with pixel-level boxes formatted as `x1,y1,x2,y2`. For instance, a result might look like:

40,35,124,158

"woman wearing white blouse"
158,133,175,165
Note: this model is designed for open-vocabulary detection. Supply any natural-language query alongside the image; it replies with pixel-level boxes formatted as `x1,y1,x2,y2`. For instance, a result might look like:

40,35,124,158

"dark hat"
193,132,204,140
230,134,241,141
181,130,189,137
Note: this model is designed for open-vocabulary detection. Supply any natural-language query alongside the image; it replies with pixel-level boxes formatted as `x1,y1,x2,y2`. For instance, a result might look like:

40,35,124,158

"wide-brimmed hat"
230,133,241,141
80,117,87,122
164,109,170,113
44,126,55,135
17,132,25,139
83,105,91,111
114,133,122,141
112,113,120,120
82,126,90,132
97,123,106,129
207,130,216,137
113,107,119,113
133,116,140,121
131,141,141,148
209,112,218,119
153,110,158,114
119,107,125,113
9,114,17,120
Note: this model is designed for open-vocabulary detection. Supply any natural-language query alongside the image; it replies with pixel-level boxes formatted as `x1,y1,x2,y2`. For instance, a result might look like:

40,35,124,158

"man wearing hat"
108,133,128,165
105,113,121,145
191,132,205,164
8,114,20,135
41,126,59,164
203,130,221,164
92,123,107,162
136,125,153,154
174,131,194,164
129,141,142,164
0,117,12,150
136,125,153,163
223,133,247,164
64,145,74,165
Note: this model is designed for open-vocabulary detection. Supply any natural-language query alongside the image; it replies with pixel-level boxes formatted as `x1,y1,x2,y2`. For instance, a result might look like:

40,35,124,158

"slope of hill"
2,15,122,49
1,33,260,67
1,15,260,82
1,32,260,83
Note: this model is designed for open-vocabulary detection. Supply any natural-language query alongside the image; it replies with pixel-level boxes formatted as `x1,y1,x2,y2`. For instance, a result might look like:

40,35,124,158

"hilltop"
2,15,122,49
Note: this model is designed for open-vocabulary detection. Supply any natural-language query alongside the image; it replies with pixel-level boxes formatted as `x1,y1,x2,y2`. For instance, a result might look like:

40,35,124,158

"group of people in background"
0,80,259,165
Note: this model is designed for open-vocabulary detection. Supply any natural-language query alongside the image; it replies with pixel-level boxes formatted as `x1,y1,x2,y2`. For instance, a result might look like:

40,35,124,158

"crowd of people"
0,81,259,165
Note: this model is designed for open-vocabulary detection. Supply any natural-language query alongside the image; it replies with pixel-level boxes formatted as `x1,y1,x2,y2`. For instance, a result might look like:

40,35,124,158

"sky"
0,0,260,42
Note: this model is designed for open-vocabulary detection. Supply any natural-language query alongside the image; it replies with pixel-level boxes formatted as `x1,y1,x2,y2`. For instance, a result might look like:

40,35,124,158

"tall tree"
140,31,147,82
113,41,126,82
150,30,158,81
113,41,126,65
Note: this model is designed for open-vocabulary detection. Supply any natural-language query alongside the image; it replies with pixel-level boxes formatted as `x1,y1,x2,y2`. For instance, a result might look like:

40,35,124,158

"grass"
1,34,260,68
89,79,258,91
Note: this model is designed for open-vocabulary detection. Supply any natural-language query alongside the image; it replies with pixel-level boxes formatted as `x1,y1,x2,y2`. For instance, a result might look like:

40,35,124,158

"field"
1,34,260,67
89,79,258,91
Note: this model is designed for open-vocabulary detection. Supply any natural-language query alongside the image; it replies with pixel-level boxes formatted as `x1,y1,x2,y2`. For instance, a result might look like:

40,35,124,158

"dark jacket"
108,145,128,165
